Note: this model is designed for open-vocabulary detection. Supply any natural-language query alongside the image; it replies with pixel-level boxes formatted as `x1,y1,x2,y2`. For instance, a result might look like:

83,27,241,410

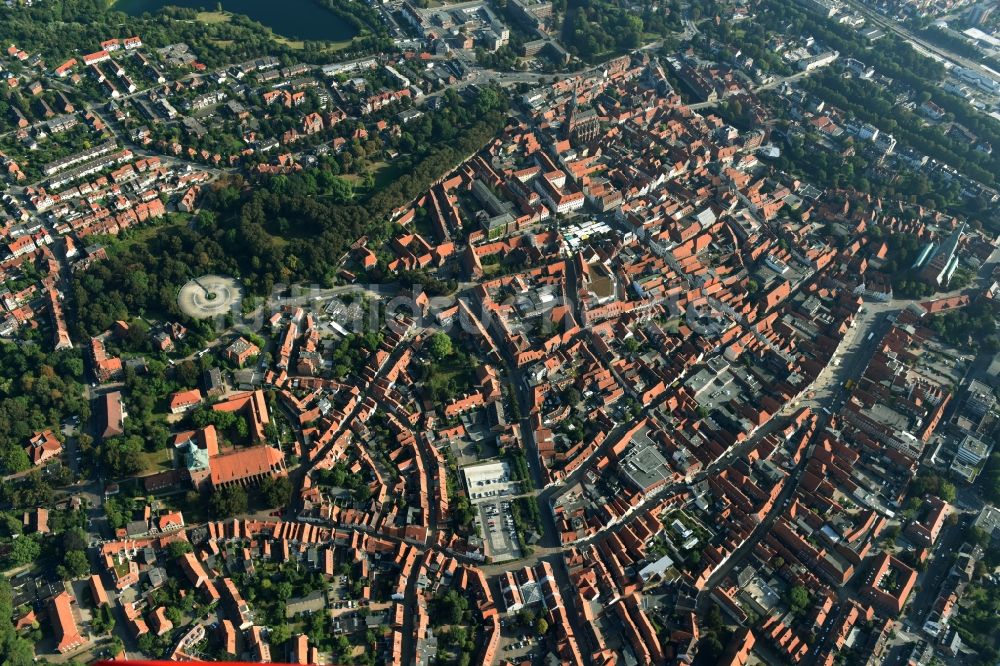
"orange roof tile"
209,445,285,487
50,591,84,653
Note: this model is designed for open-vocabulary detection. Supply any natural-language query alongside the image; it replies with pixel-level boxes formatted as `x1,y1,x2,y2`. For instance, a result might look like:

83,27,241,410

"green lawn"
138,447,175,473
195,10,230,23
370,161,402,188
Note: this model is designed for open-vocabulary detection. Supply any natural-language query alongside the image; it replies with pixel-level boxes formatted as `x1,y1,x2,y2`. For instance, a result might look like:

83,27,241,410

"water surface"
115,0,359,42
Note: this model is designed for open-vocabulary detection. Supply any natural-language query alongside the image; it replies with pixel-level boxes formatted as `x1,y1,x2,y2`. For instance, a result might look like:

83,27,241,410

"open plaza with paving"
176,274,243,320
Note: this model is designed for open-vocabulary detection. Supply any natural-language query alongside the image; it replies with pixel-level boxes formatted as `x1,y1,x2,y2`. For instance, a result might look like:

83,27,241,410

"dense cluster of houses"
5,7,1000,663
331,49,997,664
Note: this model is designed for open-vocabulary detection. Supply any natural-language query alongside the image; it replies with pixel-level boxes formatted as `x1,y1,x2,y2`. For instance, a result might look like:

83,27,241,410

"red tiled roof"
50,591,83,653
172,425,219,457
169,388,203,410
102,391,124,439
209,445,285,486
26,429,62,464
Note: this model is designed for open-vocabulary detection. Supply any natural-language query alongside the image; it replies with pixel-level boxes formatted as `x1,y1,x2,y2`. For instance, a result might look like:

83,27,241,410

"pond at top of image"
114,0,359,42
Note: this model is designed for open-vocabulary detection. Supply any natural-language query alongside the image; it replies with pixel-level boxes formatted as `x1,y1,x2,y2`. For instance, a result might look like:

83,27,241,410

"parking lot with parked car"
477,498,521,562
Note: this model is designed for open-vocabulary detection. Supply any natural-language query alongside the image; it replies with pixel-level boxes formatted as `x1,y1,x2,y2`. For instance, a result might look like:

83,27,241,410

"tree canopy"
0,344,88,474
210,485,249,517
787,585,810,613
259,475,293,508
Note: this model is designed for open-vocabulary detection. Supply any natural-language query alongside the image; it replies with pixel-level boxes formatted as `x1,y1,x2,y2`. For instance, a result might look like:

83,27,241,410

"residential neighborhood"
1,0,1000,664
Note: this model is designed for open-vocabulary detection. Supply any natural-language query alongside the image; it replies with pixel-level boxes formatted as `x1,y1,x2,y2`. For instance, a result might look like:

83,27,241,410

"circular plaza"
177,274,243,320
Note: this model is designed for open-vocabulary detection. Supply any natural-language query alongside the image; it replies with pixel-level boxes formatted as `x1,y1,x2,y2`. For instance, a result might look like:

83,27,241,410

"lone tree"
563,387,582,406
428,332,453,360
168,540,194,559
788,585,810,613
